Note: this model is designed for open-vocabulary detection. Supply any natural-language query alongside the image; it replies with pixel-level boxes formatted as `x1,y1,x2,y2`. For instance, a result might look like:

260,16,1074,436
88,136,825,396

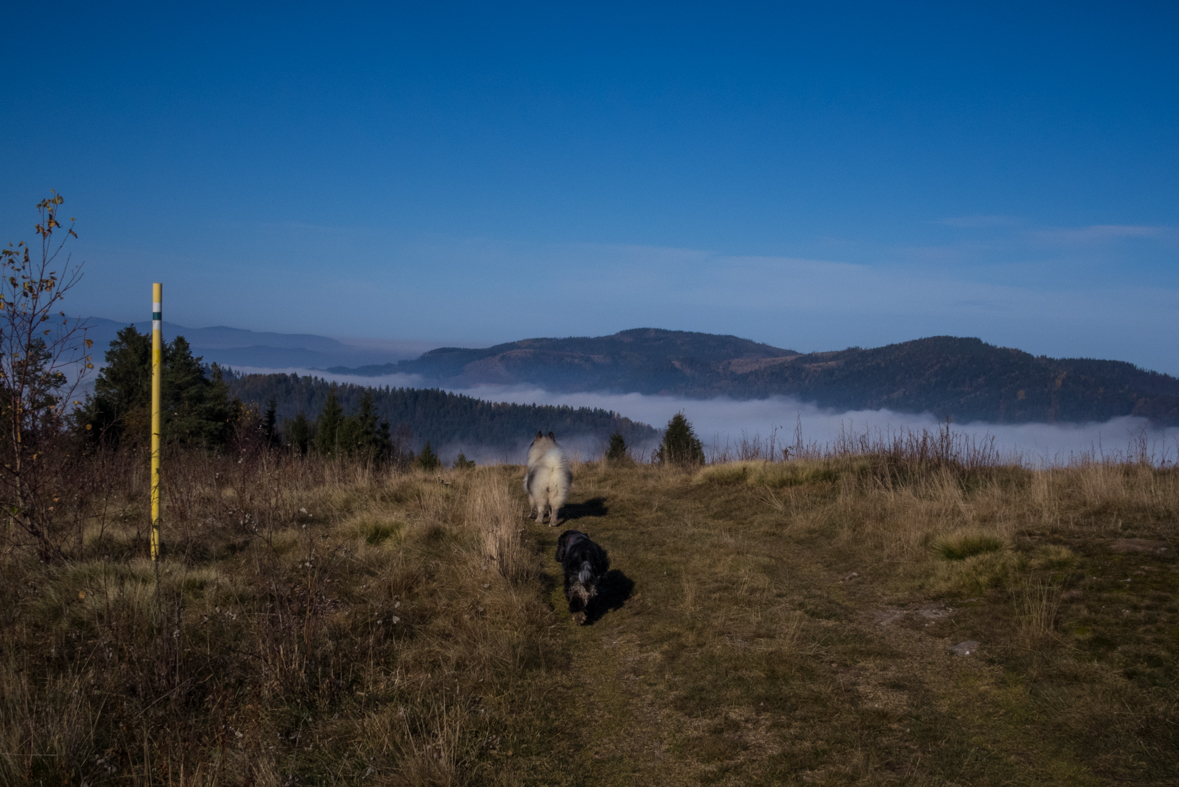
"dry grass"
1014,577,1063,646
0,450,561,786
506,456,1178,785
465,470,537,586
2,439,1177,785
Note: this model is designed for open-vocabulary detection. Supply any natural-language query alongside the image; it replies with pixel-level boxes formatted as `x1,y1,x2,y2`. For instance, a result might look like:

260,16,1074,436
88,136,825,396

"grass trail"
500,461,1178,786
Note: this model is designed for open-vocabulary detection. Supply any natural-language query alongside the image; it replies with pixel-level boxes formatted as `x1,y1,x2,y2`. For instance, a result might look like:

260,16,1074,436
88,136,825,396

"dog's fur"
524,430,572,526
555,529,610,625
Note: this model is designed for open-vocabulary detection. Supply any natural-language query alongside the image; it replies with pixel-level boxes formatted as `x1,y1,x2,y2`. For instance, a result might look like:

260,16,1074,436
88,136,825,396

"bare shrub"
0,193,93,562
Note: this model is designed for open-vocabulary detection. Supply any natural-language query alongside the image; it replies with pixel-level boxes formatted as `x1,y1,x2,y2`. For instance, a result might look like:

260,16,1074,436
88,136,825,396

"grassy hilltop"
1,443,1177,785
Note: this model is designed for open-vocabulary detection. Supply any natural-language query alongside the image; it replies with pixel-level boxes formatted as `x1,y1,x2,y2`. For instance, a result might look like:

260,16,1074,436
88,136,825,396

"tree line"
227,371,657,459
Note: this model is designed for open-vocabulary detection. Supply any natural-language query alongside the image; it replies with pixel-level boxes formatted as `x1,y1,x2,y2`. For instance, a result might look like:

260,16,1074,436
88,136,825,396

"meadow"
1,433,1176,785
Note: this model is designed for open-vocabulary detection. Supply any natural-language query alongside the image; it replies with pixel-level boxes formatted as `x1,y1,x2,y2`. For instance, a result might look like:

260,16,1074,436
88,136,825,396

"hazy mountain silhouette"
331,329,1179,426
83,317,418,370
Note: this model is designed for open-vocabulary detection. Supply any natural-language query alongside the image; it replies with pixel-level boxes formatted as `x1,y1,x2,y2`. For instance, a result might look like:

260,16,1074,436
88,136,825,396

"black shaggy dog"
555,529,610,625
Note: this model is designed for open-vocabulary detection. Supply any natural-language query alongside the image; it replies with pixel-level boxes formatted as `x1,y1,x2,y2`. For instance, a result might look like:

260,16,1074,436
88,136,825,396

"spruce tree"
83,325,151,443
263,397,278,446
335,390,393,462
416,441,440,471
314,387,344,457
81,327,236,448
287,412,312,455
657,412,705,466
605,431,629,463
352,390,381,458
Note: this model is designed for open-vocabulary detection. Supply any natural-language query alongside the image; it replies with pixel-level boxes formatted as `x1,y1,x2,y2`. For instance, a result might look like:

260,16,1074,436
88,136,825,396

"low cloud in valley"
240,367,1179,467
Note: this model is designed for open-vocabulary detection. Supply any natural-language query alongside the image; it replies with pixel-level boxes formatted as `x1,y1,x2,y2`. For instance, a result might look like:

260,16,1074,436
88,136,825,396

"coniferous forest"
228,371,657,457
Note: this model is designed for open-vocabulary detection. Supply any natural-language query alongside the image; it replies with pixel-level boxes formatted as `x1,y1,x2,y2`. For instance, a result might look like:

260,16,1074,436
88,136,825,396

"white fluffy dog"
524,430,572,526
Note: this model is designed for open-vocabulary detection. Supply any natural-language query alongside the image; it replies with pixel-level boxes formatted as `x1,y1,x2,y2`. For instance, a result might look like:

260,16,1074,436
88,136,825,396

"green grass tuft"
935,531,1008,561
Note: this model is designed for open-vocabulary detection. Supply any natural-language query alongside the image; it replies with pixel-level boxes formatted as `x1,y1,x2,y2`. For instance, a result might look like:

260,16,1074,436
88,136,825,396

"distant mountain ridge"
82,317,417,370
330,329,1179,426
333,328,797,387
84,318,1179,426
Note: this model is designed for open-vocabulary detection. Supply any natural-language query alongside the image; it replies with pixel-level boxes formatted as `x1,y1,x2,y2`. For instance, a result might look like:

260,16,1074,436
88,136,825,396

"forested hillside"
740,337,1179,424
229,373,657,456
331,327,796,389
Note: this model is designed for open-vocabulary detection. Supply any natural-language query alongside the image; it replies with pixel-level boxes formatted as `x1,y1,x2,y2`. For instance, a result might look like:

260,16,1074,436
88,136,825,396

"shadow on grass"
586,569,635,625
564,497,609,520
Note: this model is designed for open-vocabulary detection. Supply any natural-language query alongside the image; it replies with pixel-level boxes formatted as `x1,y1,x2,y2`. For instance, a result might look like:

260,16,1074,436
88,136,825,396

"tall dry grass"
0,441,559,786
464,470,537,585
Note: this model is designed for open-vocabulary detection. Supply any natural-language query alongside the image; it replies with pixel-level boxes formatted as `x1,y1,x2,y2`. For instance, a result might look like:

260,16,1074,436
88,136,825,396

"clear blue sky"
3,2,1177,372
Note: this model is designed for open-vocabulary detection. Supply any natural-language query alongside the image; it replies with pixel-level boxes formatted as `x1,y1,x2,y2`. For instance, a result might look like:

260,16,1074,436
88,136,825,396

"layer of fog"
235,366,1179,467
452,386,1179,467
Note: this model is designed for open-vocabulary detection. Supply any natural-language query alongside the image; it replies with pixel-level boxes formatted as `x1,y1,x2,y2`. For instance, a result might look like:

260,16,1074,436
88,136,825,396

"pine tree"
656,412,705,466
333,390,394,462
80,327,237,448
605,431,629,463
287,412,312,455
416,441,440,471
351,390,382,459
452,451,475,469
263,397,279,446
82,325,151,443
314,387,344,457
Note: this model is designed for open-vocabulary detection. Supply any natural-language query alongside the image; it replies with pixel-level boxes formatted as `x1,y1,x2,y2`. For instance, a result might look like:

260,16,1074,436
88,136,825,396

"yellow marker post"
150,283,162,561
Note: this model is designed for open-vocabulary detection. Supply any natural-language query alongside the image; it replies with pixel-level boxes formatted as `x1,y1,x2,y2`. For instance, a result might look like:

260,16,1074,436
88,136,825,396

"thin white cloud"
938,215,1023,229
1031,224,1172,244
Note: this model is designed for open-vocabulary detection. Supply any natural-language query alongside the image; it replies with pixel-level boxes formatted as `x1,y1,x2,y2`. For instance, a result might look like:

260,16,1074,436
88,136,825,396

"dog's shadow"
585,569,635,625
563,497,608,520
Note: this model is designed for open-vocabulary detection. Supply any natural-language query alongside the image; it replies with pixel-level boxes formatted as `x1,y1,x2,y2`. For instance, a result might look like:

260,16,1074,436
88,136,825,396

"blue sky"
3,2,1177,372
